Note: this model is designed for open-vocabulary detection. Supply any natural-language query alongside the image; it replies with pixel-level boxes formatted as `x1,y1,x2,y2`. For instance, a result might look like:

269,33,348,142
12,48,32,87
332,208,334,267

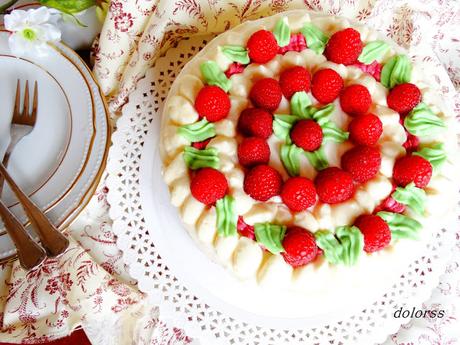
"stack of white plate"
0,31,110,263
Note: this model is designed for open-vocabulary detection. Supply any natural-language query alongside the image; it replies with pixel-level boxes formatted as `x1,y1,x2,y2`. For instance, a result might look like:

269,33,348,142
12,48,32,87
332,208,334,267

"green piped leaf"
221,45,250,64
392,182,426,215
178,118,216,142
200,61,231,92
315,230,343,264
377,211,422,240
183,146,219,170
300,22,328,54
290,91,312,118
280,144,303,176
413,143,447,170
404,103,446,137
309,103,335,126
304,146,329,170
358,41,391,64
254,223,286,254
381,55,412,88
273,17,291,47
335,226,364,266
273,114,298,143
216,195,237,237
321,121,349,143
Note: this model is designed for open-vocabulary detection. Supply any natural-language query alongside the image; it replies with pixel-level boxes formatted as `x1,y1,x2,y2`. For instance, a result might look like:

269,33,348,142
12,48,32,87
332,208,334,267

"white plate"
0,32,109,261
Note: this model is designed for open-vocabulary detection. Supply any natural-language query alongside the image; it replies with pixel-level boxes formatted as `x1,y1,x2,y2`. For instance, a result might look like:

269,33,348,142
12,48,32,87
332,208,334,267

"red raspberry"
280,177,317,212
191,138,212,150
244,165,282,201
340,84,372,116
311,68,344,104
341,146,381,183
348,113,383,146
314,167,355,204
281,226,319,268
402,132,420,153
290,119,323,152
324,28,363,65
237,108,273,139
190,168,228,205
194,85,231,122
387,83,421,114
393,155,432,188
237,137,271,167
249,78,282,111
354,214,391,253
247,30,279,64
279,66,311,99
237,216,255,240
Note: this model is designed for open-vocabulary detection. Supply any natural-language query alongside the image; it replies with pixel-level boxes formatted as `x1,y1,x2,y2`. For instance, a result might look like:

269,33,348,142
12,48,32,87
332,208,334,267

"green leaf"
304,146,329,170
300,22,328,54
178,118,216,142
413,143,447,170
221,45,250,64
273,114,299,143
309,103,335,126
392,182,426,215
280,144,303,176
335,226,364,266
200,61,231,92
290,91,312,118
315,230,343,264
183,146,219,170
321,121,349,143
358,41,391,64
216,195,237,237
254,223,286,254
39,0,96,13
377,211,422,240
404,103,446,137
380,55,412,88
273,17,291,47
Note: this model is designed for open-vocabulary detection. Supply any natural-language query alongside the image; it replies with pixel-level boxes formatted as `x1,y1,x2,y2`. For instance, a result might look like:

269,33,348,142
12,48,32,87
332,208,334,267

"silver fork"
0,80,69,259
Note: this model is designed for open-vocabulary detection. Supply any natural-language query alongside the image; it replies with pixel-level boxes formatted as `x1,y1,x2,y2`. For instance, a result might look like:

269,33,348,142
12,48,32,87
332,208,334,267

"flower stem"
0,0,19,14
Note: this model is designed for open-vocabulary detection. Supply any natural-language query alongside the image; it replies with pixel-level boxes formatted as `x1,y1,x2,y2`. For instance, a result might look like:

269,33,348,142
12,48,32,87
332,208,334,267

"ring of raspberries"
175,16,445,270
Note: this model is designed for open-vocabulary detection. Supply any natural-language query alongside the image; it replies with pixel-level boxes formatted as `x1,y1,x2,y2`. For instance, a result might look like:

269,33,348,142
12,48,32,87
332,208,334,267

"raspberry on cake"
237,108,273,139
354,214,391,253
247,29,279,63
311,68,344,104
237,137,271,167
244,165,282,201
348,113,383,146
280,177,317,212
249,78,282,111
387,83,422,114
282,226,319,268
279,66,311,99
190,168,228,205
314,167,355,204
393,155,433,188
340,84,372,116
341,146,381,183
324,28,363,65
290,119,323,152
194,85,231,122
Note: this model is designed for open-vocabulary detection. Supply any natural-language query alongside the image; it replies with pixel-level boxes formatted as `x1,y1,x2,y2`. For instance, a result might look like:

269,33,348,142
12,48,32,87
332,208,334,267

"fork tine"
31,81,38,123
13,80,21,118
22,80,29,117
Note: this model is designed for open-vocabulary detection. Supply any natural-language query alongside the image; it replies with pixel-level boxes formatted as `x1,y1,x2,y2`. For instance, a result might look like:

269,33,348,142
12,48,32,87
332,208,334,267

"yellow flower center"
21,28,36,41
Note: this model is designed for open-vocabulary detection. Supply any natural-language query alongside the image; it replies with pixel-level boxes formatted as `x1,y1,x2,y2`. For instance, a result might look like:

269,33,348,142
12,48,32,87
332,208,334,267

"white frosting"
159,10,459,313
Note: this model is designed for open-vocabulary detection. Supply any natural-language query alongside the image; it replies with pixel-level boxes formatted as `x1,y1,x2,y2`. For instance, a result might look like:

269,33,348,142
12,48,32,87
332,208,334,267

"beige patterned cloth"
1,1,460,344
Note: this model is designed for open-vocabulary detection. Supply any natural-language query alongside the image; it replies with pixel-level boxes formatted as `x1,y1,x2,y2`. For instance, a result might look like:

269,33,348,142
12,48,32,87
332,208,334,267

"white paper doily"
107,35,459,345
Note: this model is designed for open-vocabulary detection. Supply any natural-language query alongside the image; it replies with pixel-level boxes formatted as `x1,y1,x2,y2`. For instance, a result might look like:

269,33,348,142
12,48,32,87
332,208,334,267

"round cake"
159,11,458,313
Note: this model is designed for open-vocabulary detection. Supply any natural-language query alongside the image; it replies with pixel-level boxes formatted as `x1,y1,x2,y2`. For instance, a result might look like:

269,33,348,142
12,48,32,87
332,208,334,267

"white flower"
4,7,62,57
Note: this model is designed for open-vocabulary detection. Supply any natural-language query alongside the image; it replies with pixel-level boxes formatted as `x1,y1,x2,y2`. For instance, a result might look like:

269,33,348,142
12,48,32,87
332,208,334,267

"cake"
159,11,458,305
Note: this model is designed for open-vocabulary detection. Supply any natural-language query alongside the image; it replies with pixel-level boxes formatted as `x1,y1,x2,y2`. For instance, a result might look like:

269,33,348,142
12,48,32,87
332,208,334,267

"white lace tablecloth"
1,0,460,344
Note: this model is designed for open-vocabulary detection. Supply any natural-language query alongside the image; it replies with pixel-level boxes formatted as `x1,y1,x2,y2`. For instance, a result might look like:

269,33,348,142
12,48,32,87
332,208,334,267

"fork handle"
0,199,46,269
0,163,69,257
